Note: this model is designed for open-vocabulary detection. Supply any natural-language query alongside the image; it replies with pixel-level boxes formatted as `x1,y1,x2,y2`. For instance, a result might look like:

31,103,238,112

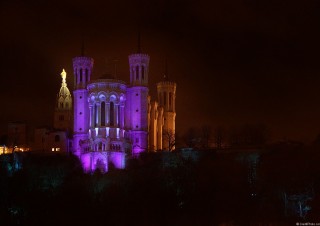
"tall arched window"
136,65,139,80
94,104,97,127
85,69,88,82
169,92,172,107
80,69,83,82
163,92,167,106
101,102,105,126
110,102,114,126
141,66,145,80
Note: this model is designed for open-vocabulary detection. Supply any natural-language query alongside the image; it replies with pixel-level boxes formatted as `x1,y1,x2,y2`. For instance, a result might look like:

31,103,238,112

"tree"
213,126,225,149
229,124,268,147
201,125,212,149
163,129,175,151
183,127,197,148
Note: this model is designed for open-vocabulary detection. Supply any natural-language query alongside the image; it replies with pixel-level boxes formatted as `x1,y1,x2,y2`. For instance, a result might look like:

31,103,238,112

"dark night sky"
1,0,320,142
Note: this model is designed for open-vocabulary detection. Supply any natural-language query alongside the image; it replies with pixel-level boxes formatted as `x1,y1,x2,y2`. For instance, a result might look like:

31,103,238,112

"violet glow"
80,152,125,173
71,53,164,173
109,152,125,169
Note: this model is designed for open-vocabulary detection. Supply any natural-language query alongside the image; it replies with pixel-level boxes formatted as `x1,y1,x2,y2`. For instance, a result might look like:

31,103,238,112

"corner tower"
157,73,176,151
73,55,94,154
126,53,150,154
54,69,72,132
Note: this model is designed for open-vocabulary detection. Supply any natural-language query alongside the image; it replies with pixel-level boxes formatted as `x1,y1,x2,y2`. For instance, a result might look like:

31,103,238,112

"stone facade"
72,50,176,172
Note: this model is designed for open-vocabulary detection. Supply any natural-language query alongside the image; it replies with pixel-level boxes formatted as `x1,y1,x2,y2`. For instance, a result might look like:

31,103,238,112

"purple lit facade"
72,51,175,173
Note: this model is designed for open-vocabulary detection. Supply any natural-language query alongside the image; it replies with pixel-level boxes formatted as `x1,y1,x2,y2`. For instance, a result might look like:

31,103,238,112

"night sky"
1,0,320,142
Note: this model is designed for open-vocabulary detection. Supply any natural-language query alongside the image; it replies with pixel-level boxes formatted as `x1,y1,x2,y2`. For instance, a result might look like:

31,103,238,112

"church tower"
125,46,150,154
157,66,176,151
54,69,72,132
73,54,94,154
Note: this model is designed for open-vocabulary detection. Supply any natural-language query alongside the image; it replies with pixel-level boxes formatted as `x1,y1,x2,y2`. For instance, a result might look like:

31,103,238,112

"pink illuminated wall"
80,152,125,173
72,52,155,173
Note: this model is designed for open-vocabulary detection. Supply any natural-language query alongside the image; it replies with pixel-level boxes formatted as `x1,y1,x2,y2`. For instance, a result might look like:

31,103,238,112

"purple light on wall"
109,151,125,169
80,152,125,173
132,147,144,155
91,152,108,172
72,53,152,173
81,153,92,172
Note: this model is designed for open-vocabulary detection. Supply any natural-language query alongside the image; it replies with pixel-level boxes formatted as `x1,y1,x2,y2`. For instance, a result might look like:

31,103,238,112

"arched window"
136,65,139,80
85,68,88,82
163,92,167,106
60,102,63,108
55,135,60,142
141,66,145,80
169,92,172,107
80,69,83,82
131,67,134,81
65,102,69,108
110,102,114,126
101,102,105,126
94,104,97,127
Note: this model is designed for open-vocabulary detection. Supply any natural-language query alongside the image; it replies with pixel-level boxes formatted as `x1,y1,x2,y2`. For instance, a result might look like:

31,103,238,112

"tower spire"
54,69,72,131
61,69,67,87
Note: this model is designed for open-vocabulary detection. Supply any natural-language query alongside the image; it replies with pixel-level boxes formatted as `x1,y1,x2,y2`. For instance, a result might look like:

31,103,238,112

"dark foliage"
0,146,320,225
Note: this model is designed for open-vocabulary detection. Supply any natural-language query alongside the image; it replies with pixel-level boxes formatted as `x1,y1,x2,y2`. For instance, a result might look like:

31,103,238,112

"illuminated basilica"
54,48,176,172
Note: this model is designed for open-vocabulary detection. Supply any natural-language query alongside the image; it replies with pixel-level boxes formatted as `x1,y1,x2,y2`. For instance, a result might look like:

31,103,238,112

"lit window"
52,148,54,152
56,148,60,151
